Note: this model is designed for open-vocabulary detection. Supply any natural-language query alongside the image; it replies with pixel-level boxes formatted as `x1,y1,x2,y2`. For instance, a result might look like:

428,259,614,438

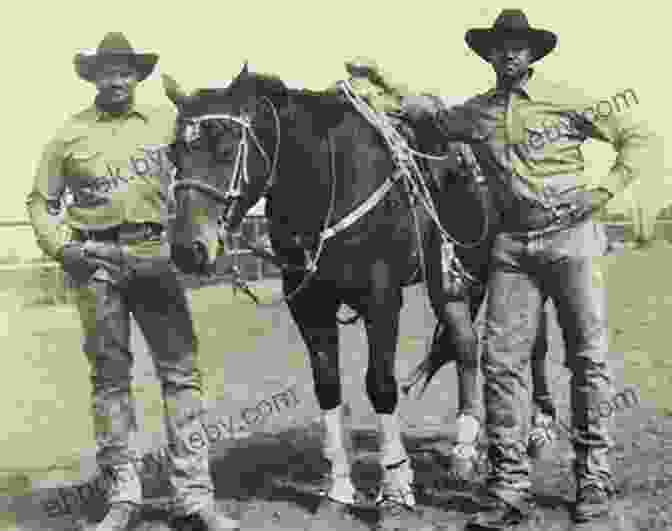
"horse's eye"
187,136,205,151
215,142,236,161
165,145,178,166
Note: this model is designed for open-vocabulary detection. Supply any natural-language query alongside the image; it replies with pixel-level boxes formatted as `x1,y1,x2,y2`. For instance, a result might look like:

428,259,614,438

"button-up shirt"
430,70,662,213
26,102,177,258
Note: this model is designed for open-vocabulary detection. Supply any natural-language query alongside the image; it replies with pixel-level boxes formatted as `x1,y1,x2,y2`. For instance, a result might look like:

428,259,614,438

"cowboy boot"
183,504,241,531
573,484,613,526
466,494,542,530
572,457,614,525
92,460,143,531
93,502,139,531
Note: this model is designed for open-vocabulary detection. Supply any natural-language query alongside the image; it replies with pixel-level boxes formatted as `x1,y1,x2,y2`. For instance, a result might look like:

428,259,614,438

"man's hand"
401,94,440,122
58,242,97,282
81,240,125,266
574,187,613,214
345,56,381,79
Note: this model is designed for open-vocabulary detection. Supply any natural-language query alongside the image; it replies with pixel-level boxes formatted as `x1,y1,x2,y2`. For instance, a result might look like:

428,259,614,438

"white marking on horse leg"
377,413,406,467
375,413,416,507
322,405,355,504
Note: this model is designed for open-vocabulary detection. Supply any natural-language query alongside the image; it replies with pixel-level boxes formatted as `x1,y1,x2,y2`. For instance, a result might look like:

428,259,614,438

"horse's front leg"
361,262,417,521
282,274,365,529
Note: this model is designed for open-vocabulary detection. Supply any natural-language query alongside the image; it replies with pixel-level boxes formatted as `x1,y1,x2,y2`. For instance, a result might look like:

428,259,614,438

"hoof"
376,498,424,530
305,497,366,531
465,501,544,531
134,521,174,531
570,512,632,531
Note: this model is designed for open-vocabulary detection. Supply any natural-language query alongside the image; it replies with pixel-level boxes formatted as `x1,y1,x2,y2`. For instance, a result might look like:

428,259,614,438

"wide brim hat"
74,32,158,83
465,9,557,63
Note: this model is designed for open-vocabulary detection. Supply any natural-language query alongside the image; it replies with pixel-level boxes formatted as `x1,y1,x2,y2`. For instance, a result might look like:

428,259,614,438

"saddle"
331,84,431,184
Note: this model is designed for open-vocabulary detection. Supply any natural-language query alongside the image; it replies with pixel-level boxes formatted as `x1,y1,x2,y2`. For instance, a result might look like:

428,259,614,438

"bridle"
169,96,281,219
167,95,337,308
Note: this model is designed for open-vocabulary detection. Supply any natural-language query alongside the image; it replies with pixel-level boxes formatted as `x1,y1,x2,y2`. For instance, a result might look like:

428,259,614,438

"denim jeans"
73,245,214,515
482,218,614,504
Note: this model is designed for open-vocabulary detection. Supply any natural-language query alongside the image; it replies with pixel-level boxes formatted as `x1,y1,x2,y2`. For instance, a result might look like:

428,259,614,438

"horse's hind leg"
423,235,482,479
528,300,559,459
531,301,555,416
283,277,358,510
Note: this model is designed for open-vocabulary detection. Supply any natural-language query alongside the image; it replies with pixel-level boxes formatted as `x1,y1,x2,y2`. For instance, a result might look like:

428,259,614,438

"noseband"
169,96,281,216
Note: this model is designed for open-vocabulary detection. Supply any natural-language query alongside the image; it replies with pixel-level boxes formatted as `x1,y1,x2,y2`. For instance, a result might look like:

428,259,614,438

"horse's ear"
241,60,249,77
162,74,190,107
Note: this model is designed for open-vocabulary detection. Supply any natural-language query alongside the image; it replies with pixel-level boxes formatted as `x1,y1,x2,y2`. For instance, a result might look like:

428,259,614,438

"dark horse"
162,63,491,528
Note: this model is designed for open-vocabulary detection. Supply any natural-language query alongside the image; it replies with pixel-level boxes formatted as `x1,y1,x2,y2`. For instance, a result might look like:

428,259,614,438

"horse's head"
163,62,285,275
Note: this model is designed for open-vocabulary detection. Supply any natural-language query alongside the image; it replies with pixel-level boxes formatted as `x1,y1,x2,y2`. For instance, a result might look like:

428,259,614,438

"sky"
3,0,669,223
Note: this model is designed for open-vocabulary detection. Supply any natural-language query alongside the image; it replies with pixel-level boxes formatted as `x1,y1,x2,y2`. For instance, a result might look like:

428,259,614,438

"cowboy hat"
74,32,158,83
465,9,557,63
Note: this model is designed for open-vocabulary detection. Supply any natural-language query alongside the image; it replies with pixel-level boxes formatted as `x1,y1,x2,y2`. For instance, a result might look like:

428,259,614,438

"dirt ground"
2,244,672,530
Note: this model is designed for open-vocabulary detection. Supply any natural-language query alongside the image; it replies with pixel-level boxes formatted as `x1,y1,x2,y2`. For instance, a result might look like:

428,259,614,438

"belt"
75,222,164,243
501,201,590,233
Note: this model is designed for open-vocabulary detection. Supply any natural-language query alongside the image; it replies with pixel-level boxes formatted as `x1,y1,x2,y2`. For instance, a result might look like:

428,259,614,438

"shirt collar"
95,103,149,123
486,68,534,102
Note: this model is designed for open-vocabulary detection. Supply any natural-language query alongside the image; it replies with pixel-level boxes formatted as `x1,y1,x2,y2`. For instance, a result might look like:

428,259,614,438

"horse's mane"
205,69,354,132
182,68,390,139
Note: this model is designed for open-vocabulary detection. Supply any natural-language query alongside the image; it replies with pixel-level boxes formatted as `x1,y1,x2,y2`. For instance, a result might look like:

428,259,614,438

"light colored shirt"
432,70,662,210
26,102,177,258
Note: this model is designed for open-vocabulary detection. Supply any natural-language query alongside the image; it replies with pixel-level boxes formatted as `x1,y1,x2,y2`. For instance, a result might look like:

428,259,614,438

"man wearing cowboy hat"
402,9,662,530
26,33,239,531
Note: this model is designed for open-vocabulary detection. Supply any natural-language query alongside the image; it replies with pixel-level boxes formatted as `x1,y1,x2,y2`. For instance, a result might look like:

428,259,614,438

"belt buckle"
118,224,138,244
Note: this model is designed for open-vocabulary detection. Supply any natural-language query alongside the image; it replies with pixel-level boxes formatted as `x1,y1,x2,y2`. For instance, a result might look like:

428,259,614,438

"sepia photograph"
0,1,669,530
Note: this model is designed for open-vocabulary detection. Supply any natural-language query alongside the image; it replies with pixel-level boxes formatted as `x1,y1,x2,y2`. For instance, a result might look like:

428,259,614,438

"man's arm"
572,102,664,199
25,135,69,259
402,94,493,143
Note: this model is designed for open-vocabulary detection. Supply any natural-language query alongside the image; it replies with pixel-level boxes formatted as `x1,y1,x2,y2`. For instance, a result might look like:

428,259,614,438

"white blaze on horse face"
185,193,220,266
203,230,220,265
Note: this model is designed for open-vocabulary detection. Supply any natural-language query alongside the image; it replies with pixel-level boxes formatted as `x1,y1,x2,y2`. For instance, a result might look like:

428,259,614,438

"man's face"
488,38,533,82
94,62,140,106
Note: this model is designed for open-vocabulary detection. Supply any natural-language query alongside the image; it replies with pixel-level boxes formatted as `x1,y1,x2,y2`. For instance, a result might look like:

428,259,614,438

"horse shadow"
205,424,493,525
34,425,569,530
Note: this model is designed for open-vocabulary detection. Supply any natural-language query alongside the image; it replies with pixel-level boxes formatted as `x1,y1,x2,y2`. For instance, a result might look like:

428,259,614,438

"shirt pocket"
65,149,104,180
526,113,582,147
